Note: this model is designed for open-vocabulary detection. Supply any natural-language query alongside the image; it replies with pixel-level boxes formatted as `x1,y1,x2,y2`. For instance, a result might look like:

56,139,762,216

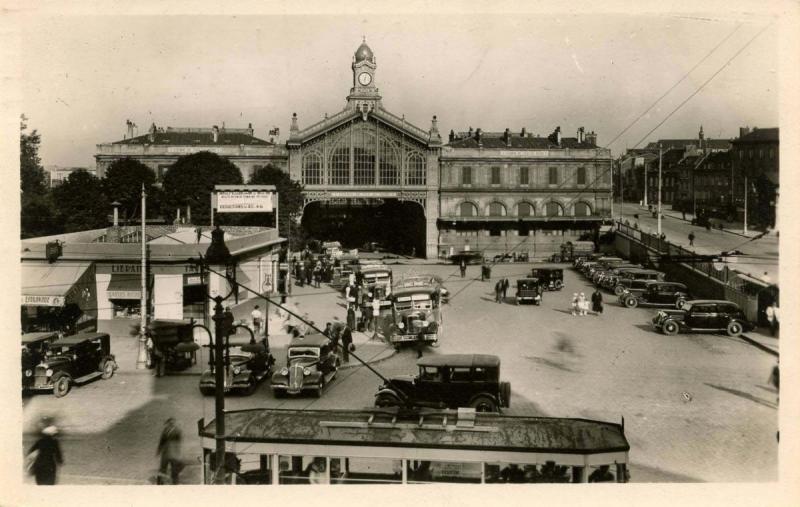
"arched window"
460,202,478,217
302,152,323,185
406,152,426,185
574,202,592,216
488,202,506,216
329,140,350,185
545,201,563,216
353,128,376,185
379,138,400,185
517,202,534,217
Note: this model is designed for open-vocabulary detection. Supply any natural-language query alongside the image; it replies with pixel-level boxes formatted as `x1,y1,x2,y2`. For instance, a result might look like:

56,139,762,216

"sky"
18,10,781,168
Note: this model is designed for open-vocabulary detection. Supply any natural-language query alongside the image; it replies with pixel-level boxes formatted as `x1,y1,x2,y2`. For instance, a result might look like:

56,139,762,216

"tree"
246,164,305,247
20,115,59,238
161,151,243,225
52,170,110,232
20,115,48,195
21,194,60,238
102,158,158,222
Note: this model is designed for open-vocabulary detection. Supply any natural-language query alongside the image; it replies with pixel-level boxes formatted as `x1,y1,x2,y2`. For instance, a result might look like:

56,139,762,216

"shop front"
21,261,98,333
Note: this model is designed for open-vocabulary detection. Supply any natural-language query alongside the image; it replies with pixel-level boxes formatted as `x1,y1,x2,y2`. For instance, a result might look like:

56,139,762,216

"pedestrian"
346,304,355,335
156,418,184,485
306,262,313,286
688,232,695,246
313,266,321,288
460,259,467,278
415,328,426,358
495,280,503,303
330,323,342,355
682,209,686,221
571,293,579,316
480,261,487,281
250,305,263,336
591,289,603,314
578,292,588,316
341,324,353,363
765,302,779,337
502,278,509,301
371,296,381,338
323,322,333,339
297,264,305,287
26,418,63,485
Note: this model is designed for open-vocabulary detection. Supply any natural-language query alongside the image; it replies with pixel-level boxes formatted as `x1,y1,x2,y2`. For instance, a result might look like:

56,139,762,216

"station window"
576,167,586,185
379,138,400,185
302,153,323,185
548,167,559,185
461,166,472,185
330,145,350,185
353,130,376,185
518,202,533,217
519,166,529,185
406,152,426,186
491,166,501,185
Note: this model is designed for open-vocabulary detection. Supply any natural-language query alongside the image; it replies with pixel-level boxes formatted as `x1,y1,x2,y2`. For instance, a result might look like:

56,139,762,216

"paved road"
616,202,779,284
21,263,777,484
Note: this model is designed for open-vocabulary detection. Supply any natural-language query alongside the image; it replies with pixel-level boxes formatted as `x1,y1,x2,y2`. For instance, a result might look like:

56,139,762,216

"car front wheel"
614,286,626,296
726,321,743,337
662,320,679,336
53,375,71,398
375,393,399,407
101,359,115,379
624,297,638,308
470,395,498,413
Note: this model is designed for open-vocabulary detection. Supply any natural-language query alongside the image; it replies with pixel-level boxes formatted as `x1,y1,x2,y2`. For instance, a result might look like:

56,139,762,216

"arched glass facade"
460,202,478,217
379,138,400,185
518,202,534,217
353,128,376,185
574,202,592,216
302,152,323,185
545,201,564,216
406,153,426,186
329,142,350,185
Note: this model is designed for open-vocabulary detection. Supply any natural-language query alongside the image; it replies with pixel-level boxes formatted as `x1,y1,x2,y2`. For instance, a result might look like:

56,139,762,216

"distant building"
731,127,779,228
46,165,97,187
439,126,612,259
95,122,288,180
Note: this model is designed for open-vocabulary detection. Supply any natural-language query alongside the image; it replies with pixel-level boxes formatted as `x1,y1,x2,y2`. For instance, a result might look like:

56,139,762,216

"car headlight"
233,367,241,375
303,368,312,375
280,367,288,376
25,369,32,377
46,369,54,377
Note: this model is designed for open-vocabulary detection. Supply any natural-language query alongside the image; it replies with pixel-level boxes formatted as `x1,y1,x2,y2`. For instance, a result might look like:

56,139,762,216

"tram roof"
199,408,630,455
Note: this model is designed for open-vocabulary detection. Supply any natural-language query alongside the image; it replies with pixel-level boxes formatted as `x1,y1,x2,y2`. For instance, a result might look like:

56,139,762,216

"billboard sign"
213,185,276,213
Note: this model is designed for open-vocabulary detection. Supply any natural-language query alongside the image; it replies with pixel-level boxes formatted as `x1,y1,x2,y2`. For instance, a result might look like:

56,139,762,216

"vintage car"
374,354,511,412
388,285,443,349
26,332,117,397
530,268,564,290
574,252,604,270
610,269,665,296
652,300,754,337
515,278,543,305
560,241,595,263
331,254,360,289
393,274,450,304
147,319,199,373
620,281,691,309
583,257,625,278
597,265,644,289
199,335,275,396
449,250,484,265
361,264,393,297
270,333,340,398
22,331,59,391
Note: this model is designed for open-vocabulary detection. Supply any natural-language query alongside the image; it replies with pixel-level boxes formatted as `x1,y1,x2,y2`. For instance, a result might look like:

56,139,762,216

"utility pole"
137,184,148,369
643,159,648,208
743,176,748,234
609,156,614,219
657,144,663,236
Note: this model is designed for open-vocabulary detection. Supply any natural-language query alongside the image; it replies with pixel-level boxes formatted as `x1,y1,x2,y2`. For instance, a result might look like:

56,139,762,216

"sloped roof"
448,134,596,150
113,129,271,146
732,127,779,144
645,138,731,150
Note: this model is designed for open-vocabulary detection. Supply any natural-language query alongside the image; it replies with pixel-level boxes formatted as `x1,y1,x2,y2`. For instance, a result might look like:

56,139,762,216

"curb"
339,344,398,370
739,334,779,357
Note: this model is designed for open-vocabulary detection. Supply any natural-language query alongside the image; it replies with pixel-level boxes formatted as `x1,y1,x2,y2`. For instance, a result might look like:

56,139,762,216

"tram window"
235,454,272,484
330,457,402,485
278,455,329,484
407,460,481,484
485,461,572,483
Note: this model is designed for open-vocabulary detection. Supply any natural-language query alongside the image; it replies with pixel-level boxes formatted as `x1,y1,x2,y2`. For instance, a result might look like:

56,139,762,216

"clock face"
358,72,372,86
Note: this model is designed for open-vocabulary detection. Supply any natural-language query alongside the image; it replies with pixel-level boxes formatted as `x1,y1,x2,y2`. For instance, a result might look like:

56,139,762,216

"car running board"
73,371,103,384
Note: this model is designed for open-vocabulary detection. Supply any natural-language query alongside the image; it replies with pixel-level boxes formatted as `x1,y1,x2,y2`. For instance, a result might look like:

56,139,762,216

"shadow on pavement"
704,383,777,410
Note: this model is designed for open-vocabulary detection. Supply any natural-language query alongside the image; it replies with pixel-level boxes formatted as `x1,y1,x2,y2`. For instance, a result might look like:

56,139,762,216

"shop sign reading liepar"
213,185,276,213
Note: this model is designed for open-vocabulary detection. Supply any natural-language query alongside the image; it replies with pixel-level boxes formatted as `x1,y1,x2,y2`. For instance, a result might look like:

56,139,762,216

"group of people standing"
494,278,511,303
293,254,328,288
323,321,354,363
571,290,604,316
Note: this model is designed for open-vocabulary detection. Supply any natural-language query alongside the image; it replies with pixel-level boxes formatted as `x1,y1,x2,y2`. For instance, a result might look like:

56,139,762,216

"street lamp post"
657,144,663,236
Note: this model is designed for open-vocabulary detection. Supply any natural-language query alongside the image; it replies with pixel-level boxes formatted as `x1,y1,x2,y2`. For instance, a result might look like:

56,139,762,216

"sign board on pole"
213,185,277,213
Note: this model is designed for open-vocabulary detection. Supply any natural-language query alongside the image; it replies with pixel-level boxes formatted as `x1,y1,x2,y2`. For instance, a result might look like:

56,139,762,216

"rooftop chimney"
247,122,254,136
585,130,597,146
148,123,157,143
126,119,136,140
578,127,585,144
739,126,751,138
212,125,219,143
290,113,299,134
521,127,526,137
556,126,561,146
449,129,455,142
503,128,511,146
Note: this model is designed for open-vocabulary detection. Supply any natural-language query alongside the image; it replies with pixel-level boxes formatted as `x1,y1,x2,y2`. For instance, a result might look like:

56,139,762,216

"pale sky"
19,10,780,167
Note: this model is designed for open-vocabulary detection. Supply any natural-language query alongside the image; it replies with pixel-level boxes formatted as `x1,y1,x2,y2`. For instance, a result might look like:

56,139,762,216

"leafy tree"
161,151,243,225
102,158,158,222
52,170,110,232
244,165,304,247
20,115,48,195
21,193,60,238
20,115,59,238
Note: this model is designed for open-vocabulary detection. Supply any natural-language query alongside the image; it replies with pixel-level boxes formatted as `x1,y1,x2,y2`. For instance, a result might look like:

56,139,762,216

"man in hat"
157,418,183,485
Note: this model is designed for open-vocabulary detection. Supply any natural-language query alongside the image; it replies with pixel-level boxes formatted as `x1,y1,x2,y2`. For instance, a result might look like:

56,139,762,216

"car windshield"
288,347,320,359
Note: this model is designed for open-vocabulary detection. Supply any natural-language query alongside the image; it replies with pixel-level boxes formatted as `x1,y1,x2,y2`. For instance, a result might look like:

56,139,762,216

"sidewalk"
739,327,779,357
638,204,765,239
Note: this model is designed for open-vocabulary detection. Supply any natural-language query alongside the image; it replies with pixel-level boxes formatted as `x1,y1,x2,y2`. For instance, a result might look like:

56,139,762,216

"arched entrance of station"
302,199,426,255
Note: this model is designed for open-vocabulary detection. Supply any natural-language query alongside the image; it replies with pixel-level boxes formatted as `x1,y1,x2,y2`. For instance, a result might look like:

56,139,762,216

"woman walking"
27,419,63,485
591,289,604,315
578,293,588,316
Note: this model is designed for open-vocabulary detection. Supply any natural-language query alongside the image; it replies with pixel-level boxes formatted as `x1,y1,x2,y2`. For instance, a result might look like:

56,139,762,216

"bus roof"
393,285,435,298
199,408,630,455
361,264,391,274
417,354,500,368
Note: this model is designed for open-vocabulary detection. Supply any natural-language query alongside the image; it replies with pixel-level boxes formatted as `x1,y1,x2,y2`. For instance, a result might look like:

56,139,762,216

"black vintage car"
611,269,665,296
374,354,511,412
531,268,564,290
515,278,543,305
147,319,199,373
271,333,340,398
26,333,117,397
620,281,691,309
22,332,59,391
199,335,275,396
652,300,754,337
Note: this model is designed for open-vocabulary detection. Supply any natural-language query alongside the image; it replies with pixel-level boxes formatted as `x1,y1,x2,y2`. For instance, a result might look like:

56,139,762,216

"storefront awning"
107,274,142,300
21,262,93,307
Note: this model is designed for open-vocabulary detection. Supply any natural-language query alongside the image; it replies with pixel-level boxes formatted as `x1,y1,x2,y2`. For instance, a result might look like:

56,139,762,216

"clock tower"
347,38,382,111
